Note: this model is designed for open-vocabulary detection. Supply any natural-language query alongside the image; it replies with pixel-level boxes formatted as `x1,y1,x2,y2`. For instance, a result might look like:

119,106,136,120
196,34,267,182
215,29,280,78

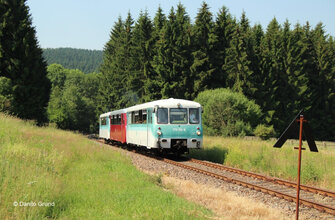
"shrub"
0,77,13,112
254,124,276,140
195,88,262,137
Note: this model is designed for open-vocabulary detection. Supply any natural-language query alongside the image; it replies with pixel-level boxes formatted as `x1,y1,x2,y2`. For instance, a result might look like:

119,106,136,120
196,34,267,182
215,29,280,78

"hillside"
0,114,211,219
43,48,103,73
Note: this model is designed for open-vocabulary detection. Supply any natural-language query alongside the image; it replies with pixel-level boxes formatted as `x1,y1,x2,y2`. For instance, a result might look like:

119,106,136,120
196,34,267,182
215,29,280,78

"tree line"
0,0,50,124
1,0,334,140
98,2,335,140
43,48,103,73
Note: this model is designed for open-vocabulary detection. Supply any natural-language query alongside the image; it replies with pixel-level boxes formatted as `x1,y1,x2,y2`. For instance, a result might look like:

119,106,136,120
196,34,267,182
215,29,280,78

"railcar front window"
157,108,168,124
170,108,187,124
189,108,200,124
101,117,107,126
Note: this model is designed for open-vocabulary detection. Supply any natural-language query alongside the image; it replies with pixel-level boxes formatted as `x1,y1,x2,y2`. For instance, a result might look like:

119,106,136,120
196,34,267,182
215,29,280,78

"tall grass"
190,136,335,190
0,114,212,219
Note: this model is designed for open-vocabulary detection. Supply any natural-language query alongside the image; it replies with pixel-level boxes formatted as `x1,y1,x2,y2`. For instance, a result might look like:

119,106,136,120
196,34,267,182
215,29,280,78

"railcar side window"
157,108,168,124
148,110,152,124
101,117,107,126
142,110,147,124
117,115,121,124
170,108,187,124
189,108,200,124
134,111,139,123
131,112,135,124
138,110,143,124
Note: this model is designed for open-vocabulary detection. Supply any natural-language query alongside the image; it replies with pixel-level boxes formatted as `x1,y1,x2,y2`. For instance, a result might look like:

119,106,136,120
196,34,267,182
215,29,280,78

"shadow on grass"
189,146,228,164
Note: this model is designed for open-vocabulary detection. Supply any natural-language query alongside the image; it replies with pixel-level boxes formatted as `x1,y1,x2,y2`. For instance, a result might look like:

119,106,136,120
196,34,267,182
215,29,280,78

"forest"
1,1,335,140
43,48,103,73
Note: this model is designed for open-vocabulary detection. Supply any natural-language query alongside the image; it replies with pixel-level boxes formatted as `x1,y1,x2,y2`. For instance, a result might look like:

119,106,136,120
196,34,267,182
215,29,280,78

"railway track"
189,158,335,198
165,157,335,216
94,138,335,216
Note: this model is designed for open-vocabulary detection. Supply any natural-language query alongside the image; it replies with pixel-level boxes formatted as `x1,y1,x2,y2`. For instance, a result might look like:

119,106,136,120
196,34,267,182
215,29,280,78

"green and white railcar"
126,98,203,154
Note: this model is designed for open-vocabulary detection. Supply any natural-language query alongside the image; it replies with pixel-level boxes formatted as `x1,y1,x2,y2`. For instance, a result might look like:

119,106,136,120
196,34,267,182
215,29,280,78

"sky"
26,0,335,50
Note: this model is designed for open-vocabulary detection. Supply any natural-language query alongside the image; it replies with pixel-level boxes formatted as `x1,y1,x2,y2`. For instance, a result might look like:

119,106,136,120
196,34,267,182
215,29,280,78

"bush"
195,88,262,137
0,77,13,113
254,124,276,140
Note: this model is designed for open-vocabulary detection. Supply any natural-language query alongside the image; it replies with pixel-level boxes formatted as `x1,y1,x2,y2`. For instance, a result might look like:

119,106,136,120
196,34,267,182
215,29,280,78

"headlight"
157,131,162,136
196,130,201,136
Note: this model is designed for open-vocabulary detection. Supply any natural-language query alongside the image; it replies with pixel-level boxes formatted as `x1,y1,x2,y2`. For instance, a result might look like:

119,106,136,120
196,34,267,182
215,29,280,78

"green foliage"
152,4,193,100
47,65,99,133
132,11,155,102
191,2,217,98
47,64,67,88
43,48,103,73
0,77,13,112
98,14,139,113
254,124,276,140
195,88,262,137
0,0,50,123
96,3,335,140
211,6,236,89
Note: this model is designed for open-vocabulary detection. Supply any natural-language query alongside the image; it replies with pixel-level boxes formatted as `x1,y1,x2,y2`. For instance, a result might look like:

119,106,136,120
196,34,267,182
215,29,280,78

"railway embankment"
126,145,334,219
0,114,211,219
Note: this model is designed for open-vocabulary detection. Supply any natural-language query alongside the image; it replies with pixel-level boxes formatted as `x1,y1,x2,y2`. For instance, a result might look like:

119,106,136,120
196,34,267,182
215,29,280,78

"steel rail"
190,158,335,198
161,157,335,216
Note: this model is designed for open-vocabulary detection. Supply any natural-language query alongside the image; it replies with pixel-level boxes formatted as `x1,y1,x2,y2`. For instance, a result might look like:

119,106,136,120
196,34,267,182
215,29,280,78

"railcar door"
109,115,112,140
121,113,126,143
142,109,148,147
146,109,152,148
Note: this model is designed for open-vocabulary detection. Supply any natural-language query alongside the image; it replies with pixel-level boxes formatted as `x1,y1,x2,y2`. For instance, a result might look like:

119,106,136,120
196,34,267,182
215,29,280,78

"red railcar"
109,109,127,144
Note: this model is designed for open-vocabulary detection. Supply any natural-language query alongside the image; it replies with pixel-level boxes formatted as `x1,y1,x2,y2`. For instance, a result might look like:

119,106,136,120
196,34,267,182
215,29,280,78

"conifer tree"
174,3,193,99
191,2,216,98
153,4,193,99
152,7,176,99
119,12,138,107
98,17,125,112
148,6,167,100
301,23,335,139
281,21,307,116
0,0,50,123
328,36,335,140
131,11,154,102
248,24,264,102
153,6,166,37
224,12,254,96
212,6,236,88
260,18,300,131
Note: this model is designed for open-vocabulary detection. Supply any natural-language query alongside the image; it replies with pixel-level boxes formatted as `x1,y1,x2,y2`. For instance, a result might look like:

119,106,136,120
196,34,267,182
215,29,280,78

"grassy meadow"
0,114,212,219
190,136,335,190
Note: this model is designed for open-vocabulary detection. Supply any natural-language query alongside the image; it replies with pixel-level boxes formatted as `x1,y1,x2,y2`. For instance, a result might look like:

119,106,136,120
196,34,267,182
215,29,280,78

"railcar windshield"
170,108,188,124
100,117,107,126
157,108,168,124
189,108,200,124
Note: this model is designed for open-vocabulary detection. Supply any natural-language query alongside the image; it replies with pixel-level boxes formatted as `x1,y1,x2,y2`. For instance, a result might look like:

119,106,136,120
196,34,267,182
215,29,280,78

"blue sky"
27,0,335,50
